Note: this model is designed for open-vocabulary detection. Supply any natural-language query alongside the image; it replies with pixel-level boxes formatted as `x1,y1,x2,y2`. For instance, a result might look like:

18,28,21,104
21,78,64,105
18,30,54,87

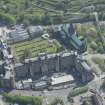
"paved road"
10,85,75,105
43,88,73,105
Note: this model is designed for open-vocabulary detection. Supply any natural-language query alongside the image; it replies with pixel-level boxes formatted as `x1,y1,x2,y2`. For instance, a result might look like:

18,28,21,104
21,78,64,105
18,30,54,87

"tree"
23,18,30,27
25,0,30,9
32,97,42,105
96,43,104,53
67,95,74,103
75,24,82,36
87,27,97,40
0,12,16,25
20,48,31,62
23,48,31,59
50,97,64,105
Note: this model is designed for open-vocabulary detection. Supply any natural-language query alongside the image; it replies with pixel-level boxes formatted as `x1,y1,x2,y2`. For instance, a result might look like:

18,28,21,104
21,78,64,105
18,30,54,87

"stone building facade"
0,51,94,88
14,52,94,83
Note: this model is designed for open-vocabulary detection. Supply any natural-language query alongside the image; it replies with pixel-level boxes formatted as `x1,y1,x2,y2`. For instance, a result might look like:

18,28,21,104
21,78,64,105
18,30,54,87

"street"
10,85,75,105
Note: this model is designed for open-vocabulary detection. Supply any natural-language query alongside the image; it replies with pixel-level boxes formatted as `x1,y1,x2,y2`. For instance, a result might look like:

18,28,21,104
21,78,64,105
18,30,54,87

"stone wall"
75,58,94,83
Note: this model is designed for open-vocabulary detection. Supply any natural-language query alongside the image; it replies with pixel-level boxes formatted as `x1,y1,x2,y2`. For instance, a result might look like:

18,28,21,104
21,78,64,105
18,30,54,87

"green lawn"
10,37,61,62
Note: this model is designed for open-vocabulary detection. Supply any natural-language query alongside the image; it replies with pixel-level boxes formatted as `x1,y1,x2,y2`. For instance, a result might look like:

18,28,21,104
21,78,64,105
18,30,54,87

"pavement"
10,85,75,105
0,95,5,105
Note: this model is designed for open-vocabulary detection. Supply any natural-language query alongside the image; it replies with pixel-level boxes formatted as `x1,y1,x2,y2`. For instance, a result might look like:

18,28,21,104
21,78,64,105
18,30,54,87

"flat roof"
51,74,74,85
35,81,47,87
4,71,11,79
22,79,32,84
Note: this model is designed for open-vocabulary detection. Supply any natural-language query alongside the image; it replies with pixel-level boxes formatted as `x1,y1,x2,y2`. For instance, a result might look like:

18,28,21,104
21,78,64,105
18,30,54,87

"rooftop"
51,74,74,85
34,81,47,87
4,70,11,79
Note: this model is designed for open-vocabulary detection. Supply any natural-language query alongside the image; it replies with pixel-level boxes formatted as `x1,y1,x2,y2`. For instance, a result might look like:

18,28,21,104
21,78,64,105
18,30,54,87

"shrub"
89,41,97,50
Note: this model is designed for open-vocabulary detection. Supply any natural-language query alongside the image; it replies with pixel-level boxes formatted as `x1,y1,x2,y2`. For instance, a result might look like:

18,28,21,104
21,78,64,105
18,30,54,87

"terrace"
9,37,61,62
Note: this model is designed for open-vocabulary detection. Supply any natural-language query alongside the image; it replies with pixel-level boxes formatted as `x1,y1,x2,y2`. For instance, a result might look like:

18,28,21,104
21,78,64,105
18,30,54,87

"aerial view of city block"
0,0,105,105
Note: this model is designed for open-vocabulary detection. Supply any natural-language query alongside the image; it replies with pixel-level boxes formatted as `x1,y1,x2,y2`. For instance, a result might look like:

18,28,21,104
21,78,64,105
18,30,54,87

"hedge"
68,86,88,97
3,93,42,105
